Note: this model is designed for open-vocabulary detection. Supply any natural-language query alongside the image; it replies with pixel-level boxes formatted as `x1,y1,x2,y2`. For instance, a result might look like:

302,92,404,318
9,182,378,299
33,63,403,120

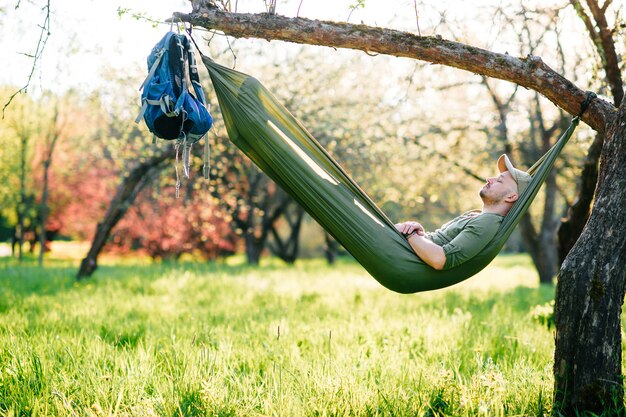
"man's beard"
479,188,501,205
479,188,490,201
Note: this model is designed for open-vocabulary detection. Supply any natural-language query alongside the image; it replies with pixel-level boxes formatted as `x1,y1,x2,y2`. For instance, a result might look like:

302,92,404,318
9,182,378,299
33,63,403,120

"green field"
0,253,556,416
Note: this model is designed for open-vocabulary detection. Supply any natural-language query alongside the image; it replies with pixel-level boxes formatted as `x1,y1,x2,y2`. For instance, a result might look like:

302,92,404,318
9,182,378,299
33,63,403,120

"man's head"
497,155,531,196
479,155,531,209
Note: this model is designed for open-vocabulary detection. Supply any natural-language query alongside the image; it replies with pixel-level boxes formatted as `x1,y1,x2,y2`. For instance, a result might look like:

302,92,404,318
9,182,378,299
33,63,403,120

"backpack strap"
187,45,206,106
134,95,182,124
184,33,212,179
138,49,165,91
134,48,167,124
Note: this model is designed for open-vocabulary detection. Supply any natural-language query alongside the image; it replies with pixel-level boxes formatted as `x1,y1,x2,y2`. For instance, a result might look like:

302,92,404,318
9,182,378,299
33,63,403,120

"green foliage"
0,254,560,416
0,88,37,223
347,0,367,19
116,6,162,28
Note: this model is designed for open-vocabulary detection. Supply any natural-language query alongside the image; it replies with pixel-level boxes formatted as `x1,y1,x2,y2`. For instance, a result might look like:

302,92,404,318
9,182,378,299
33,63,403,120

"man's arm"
406,233,446,270
395,221,446,270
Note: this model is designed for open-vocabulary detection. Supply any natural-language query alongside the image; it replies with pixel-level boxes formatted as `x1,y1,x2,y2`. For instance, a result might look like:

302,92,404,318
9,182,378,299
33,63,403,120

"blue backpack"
135,31,213,182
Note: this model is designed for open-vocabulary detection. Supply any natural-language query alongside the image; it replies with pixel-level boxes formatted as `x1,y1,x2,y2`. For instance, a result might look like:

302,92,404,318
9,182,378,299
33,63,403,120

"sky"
0,0,189,94
0,0,519,96
0,0,611,115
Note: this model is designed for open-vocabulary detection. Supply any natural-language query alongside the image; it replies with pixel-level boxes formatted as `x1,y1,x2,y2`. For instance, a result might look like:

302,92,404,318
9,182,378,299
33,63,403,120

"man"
395,155,531,270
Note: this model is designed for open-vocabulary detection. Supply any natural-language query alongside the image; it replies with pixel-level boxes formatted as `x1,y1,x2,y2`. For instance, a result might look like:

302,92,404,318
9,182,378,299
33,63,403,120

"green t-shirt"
426,210,504,270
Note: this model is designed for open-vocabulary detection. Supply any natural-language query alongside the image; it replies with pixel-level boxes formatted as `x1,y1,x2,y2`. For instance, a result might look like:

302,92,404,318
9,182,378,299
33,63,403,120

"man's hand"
395,221,425,236
396,221,445,269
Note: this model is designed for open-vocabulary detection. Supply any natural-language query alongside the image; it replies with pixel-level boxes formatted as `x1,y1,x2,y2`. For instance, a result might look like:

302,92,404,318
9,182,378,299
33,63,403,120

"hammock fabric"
202,56,580,294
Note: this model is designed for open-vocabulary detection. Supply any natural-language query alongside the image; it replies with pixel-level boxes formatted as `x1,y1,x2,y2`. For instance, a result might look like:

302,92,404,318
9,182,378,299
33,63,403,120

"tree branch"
175,6,615,132
583,0,623,106
412,139,485,182
3,0,51,117
600,0,612,12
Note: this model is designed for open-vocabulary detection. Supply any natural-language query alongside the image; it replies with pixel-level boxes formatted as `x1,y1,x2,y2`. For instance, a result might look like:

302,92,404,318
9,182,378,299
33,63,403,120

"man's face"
479,171,518,204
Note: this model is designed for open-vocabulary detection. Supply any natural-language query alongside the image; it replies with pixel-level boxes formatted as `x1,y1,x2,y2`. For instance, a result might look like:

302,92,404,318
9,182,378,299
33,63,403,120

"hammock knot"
578,91,597,118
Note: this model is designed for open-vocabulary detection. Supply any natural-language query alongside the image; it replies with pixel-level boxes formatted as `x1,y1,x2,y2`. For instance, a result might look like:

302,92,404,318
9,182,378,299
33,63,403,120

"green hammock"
202,56,581,294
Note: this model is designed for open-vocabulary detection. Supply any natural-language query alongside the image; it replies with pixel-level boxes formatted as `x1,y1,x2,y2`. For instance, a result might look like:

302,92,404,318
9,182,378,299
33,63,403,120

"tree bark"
176,5,613,132
553,96,626,415
76,152,169,280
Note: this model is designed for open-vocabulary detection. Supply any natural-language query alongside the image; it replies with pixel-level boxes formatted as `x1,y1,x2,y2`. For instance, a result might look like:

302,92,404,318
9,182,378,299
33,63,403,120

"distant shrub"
530,300,555,329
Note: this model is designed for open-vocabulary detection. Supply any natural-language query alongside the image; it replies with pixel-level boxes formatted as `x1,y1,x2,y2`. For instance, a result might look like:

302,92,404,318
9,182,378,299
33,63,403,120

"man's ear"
505,192,519,203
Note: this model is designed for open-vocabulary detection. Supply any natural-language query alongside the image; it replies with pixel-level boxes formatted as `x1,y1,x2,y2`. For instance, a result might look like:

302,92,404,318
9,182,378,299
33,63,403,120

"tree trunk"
268,204,304,264
38,164,50,266
230,168,290,265
519,213,559,284
76,152,169,280
39,106,61,267
553,98,626,415
17,133,27,262
11,226,18,257
241,197,288,265
244,232,264,265
557,132,603,263
324,232,339,265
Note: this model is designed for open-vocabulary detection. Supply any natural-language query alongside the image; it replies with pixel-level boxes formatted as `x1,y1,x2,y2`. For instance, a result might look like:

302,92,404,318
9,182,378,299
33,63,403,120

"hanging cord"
183,140,192,178
578,91,596,118
186,23,213,180
186,24,200,51
174,132,191,199
171,13,183,34
174,141,181,198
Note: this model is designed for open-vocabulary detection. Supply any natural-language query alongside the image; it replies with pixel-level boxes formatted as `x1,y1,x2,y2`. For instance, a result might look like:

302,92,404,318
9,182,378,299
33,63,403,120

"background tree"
109,181,236,260
268,203,304,263
74,65,210,278
1,92,39,261
400,3,586,284
556,0,623,263
207,46,398,265
76,147,172,278
36,96,64,266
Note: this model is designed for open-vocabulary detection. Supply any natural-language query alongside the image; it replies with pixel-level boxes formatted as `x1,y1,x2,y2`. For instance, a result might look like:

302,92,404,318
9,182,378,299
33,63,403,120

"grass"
0,249,557,416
